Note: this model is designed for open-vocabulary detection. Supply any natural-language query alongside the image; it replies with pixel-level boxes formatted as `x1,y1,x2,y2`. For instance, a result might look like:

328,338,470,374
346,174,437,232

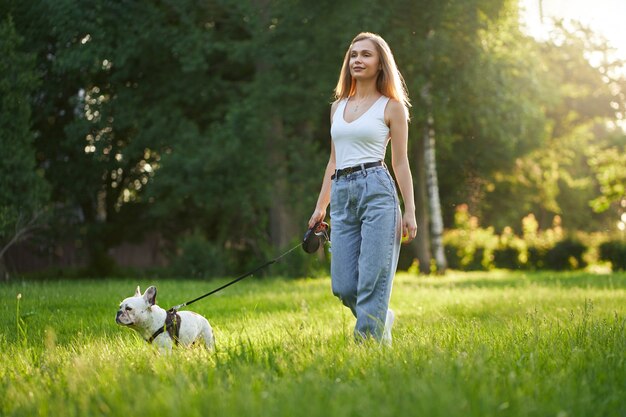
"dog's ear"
135,286,141,297
144,286,157,306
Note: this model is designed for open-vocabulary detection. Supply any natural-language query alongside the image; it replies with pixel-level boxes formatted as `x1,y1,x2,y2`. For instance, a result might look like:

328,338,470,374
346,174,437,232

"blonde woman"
308,32,417,345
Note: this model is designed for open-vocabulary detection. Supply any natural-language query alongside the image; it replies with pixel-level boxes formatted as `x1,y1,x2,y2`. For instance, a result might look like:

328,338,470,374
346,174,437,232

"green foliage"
0,16,49,249
492,246,521,269
588,143,626,213
1,272,625,416
395,0,550,224
0,20,48,273
544,238,588,271
268,241,330,279
443,204,498,270
443,205,596,271
599,240,626,271
2,0,387,273
490,226,526,269
481,21,626,232
169,231,229,279
2,0,626,276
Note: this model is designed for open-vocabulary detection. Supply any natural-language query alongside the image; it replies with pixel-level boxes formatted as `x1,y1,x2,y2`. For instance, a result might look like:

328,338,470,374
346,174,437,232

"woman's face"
349,39,381,81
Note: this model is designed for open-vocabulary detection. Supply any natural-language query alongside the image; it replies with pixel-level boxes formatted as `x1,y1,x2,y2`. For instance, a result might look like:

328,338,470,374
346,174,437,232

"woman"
308,32,417,345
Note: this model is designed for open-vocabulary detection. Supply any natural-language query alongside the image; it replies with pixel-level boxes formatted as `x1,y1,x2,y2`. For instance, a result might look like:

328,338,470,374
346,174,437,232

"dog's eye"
125,306,133,311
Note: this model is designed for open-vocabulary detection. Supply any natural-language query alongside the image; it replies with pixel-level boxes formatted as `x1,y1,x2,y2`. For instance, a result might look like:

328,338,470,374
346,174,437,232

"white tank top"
331,96,391,169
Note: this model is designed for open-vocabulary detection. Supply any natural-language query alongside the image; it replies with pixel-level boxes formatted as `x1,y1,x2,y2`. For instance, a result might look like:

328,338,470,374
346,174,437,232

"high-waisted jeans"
330,165,402,341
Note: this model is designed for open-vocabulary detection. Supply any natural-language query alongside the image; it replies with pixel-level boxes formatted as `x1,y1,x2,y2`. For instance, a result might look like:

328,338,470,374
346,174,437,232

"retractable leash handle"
302,221,330,254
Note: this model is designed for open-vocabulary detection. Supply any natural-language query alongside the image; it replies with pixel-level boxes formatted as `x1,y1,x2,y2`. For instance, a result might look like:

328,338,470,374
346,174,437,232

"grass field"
1,271,625,417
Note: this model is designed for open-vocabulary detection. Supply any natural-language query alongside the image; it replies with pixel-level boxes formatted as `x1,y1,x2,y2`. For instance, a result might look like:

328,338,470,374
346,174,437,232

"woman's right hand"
308,208,326,229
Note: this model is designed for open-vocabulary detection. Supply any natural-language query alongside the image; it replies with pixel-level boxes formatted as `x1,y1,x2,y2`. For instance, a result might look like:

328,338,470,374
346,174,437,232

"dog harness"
148,309,181,345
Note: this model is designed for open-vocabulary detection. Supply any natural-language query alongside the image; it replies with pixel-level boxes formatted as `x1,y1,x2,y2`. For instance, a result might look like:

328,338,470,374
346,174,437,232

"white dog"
116,286,214,352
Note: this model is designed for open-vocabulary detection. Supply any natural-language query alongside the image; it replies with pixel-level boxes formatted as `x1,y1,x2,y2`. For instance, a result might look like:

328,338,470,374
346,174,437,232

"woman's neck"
352,80,379,100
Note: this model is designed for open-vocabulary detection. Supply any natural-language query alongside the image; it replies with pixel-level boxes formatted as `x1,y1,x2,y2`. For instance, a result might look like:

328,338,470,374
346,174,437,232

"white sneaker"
382,309,395,346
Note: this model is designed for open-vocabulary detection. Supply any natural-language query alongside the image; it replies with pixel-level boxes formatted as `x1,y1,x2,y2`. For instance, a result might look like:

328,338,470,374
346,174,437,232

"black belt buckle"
343,166,358,176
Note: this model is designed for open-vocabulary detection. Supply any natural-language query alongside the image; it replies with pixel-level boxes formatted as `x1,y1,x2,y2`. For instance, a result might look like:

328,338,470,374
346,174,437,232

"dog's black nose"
115,310,123,322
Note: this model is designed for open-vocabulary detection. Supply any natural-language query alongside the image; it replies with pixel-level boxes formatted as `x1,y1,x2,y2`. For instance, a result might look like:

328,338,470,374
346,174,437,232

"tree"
6,0,392,275
481,20,626,232
7,0,622,278
588,139,626,224
387,0,535,273
0,16,49,278
11,0,262,273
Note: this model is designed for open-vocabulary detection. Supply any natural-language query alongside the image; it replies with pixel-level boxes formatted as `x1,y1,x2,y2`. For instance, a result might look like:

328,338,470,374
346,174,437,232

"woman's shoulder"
383,95,399,106
331,97,349,107
384,97,409,122
330,99,345,121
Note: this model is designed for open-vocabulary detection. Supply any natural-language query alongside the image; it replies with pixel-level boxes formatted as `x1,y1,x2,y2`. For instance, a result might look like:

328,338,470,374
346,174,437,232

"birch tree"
421,81,447,272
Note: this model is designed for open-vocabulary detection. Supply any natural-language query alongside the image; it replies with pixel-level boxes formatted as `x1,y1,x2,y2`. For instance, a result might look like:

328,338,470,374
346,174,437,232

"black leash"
169,242,303,312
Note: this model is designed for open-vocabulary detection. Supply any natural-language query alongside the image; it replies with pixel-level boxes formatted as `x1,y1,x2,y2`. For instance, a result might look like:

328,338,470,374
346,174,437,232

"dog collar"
148,309,182,345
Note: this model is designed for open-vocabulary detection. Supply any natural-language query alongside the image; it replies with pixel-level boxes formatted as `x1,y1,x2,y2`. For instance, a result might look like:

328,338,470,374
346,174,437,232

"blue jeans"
330,165,402,341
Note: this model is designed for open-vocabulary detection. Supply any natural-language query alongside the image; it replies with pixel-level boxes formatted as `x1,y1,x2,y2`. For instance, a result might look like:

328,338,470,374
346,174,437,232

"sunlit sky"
519,0,626,59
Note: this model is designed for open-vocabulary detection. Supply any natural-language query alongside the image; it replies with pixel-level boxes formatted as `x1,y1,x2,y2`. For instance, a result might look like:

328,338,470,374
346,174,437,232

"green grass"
1,271,625,417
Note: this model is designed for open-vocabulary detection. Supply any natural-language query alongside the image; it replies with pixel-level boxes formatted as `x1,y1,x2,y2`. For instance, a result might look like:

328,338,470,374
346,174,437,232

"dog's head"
116,286,158,328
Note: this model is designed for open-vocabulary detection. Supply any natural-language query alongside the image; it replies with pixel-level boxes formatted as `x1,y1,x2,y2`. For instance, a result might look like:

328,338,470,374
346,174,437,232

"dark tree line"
1,0,624,277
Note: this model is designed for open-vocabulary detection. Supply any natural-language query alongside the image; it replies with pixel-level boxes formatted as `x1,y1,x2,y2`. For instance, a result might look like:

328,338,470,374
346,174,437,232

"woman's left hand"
402,211,418,243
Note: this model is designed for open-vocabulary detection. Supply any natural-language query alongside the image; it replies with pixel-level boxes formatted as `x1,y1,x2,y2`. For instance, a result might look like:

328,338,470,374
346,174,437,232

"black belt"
331,161,383,180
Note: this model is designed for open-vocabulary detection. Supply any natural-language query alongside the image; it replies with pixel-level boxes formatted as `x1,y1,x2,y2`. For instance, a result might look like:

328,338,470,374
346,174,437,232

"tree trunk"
253,0,296,249
0,256,8,282
413,122,432,274
267,116,296,248
421,83,447,273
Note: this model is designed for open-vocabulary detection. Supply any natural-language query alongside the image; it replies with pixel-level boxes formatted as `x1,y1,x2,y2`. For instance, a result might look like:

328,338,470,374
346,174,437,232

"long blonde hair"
334,32,411,119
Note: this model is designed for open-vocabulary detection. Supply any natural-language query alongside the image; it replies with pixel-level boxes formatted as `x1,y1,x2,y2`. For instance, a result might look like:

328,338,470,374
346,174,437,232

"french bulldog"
116,286,214,352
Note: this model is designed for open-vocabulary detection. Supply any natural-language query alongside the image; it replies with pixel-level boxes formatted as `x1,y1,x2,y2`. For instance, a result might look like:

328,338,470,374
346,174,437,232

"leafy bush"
443,205,497,270
520,214,564,270
466,247,489,270
169,230,330,280
493,247,521,269
444,244,462,270
525,246,546,270
442,208,597,271
599,240,626,271
397,245,418,271
492,227,525,269
544,238,588,270
269,239,330,278
169,231,229,279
